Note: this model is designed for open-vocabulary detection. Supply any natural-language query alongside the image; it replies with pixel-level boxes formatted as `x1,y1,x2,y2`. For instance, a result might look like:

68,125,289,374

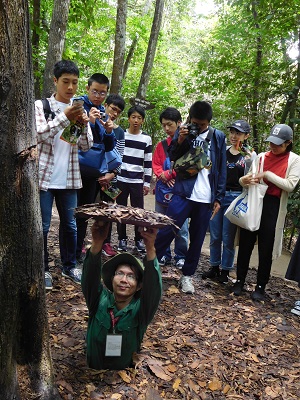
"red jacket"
152,136,176,181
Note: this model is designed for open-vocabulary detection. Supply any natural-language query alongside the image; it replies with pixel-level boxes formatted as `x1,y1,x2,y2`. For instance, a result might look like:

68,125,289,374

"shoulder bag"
224,155,267,231
78,143,122,178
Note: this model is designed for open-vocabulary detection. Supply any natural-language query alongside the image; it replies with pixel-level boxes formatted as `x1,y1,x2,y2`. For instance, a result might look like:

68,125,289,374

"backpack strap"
206,126,214,142
161,139,169,156
41,98,56,120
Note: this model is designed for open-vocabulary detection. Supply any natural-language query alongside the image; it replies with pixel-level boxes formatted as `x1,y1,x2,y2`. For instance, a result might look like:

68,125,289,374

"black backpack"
41,98,56,120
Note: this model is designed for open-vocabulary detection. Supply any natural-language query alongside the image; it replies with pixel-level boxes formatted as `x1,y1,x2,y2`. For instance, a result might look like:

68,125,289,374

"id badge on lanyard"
105,309,122,357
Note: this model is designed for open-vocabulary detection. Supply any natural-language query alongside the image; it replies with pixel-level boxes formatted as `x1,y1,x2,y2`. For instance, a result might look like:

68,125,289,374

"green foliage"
30,0,300,150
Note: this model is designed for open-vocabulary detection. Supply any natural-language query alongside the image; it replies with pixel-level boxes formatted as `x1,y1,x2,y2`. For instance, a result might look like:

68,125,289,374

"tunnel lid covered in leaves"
75,201,179,229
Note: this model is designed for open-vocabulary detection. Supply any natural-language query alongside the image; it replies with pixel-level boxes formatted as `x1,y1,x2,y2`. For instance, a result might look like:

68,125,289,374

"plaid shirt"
35,95,93,190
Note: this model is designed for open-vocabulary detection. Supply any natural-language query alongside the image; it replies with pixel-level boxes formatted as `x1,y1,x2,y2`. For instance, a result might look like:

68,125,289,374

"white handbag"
224,155,267,231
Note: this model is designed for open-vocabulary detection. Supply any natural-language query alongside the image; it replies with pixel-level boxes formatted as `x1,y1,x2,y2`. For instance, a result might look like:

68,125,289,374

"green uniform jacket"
81,249,162,370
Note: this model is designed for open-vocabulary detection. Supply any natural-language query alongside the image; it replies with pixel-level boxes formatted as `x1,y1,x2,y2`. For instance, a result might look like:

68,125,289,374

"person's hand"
166,178,175,188
159,172,168,183
98,173,114,188
98,115,114,134
90,220,110,254
89,107,101,124
178,124,189,144
242,172,265,186
210,201,220,220
76,112,89,125
64,103,85,122
139,227,158,261
143,186,150,196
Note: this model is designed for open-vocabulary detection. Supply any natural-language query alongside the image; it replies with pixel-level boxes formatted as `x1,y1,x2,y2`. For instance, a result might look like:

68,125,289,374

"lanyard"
109,309,120,334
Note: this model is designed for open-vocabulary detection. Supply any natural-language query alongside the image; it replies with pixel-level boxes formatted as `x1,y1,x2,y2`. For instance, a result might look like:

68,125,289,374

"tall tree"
110,0,128,94
42,0,71,97
136,0,165,98
280,28,300,129
32,0,41,99
0,1,60,399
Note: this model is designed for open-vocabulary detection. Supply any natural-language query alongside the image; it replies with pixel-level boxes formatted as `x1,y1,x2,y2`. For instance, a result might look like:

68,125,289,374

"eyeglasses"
90,89,107,97
114,271,136,282
108,105,122,115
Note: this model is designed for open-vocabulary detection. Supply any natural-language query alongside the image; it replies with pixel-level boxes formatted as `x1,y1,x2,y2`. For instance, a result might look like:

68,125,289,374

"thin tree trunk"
123,34,138,82
110,0,127,94
0,1,60,399
32,0,41,99
136,0,165,99
249,0,262,152
280,29,300,128
42,0,71,98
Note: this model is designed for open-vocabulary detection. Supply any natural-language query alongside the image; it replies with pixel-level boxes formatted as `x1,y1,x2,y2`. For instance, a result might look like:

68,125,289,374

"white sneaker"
179,275,194,294
175,259,185,269
291,305,300,316
294,300,300,307
45,271,53,291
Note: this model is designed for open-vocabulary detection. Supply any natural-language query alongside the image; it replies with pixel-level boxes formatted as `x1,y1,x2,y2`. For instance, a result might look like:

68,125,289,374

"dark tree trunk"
42,0,70,98
32,0,41,99
136,0,165,98
110,0,127,94
0,1,60,399
123,34,138,82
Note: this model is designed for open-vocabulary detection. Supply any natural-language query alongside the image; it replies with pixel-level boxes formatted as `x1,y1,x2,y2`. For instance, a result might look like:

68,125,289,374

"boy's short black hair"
88,73,109,89
189,101,213,122
106,94,125,111
128,105,145,119
53,60,79,79
159,107,182,124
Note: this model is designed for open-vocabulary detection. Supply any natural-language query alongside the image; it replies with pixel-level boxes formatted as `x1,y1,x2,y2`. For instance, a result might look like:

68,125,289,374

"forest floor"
22,204,300,400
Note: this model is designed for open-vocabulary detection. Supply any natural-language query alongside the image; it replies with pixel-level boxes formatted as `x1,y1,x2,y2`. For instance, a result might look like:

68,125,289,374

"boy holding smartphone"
35,60,93,290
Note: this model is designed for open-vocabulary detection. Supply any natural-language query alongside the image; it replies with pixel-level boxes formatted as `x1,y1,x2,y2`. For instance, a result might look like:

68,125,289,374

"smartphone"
72,98,84,106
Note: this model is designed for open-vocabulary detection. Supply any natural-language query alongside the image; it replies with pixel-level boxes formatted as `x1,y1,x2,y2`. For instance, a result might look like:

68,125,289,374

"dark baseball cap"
265,124,293,145
227,120,251,133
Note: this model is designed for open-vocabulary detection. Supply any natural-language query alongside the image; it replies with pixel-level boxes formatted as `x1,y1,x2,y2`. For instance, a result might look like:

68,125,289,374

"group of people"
35,59,300,371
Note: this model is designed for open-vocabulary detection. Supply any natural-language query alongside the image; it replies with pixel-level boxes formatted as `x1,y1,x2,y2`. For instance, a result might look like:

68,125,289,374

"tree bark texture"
123,34,138,82
42,0,71,98
136,0,165,99
0,1,60,399
32,0,41,99
110,0,127,94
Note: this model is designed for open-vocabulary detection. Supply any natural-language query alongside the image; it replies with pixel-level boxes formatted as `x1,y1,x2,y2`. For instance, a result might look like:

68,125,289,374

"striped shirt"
35,95,93,191
117,130,152,187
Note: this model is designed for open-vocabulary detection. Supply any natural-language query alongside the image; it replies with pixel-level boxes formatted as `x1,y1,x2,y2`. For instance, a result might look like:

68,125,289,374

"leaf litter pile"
75,202,179,229
31,207,300,400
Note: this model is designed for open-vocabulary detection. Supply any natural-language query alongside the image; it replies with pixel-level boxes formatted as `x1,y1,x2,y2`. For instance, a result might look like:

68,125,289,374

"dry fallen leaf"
208,377,222,391
167,285,180,295
172,378,181,390
148,363,172,381
223,384,231,394
250,353,260,363
118,370,131,383
85,383,96,394
111,394,122,399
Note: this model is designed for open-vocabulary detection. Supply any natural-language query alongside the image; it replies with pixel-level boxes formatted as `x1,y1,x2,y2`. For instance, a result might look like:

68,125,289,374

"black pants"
236,194,280,287
116,181,144,242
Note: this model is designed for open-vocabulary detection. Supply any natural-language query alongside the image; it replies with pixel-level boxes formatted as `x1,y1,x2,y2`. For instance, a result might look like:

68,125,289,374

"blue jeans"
209,191,241,270
155,201,189,261
40,189,77,271
155,194,211,276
